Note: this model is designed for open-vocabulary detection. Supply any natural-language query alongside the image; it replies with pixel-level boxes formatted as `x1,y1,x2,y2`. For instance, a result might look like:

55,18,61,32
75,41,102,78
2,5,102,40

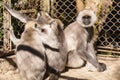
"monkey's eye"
34,24,38,28
82,15,91,19
41,28,46,33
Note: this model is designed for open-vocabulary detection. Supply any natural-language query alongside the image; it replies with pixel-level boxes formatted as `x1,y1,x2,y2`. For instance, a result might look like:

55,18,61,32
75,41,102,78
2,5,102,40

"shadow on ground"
60,75,88,80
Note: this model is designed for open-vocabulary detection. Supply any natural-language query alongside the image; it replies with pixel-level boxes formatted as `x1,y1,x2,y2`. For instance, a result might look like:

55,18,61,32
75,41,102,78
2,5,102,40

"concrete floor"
0,55,120,80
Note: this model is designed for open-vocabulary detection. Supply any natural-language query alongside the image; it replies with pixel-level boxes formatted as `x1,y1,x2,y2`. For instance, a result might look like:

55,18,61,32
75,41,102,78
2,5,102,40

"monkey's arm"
76,39,100,69
9,26,20,45
2,3,31,23
77,41,106,72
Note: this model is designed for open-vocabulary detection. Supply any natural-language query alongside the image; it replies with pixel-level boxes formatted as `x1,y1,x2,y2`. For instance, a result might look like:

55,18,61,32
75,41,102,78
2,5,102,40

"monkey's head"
76,9,97,27
24,20,60,49
36,11,64,35
25,21,51,35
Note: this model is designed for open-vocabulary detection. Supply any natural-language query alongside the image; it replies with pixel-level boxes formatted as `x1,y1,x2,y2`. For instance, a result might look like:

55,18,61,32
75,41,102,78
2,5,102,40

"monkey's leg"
66,50,85,68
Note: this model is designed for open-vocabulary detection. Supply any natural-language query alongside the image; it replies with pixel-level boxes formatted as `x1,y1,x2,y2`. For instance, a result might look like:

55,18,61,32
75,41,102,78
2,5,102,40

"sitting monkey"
64,9,106,72
3,3,67,80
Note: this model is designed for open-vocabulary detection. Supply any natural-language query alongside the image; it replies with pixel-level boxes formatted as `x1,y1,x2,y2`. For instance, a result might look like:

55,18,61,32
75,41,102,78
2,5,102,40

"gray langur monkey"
36,11,68,80
15,21,49,80
64,9,106,72
3,3,67,80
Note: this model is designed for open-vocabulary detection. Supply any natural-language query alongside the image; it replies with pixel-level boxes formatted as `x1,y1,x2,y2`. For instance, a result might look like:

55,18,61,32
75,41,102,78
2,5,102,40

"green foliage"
0,0,3,47
0,0,3,39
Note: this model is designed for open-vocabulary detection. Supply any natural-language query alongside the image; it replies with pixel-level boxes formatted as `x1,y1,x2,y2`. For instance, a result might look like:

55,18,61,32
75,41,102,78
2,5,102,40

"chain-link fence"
97,0,120,54
0,0,120,80
0,0,120,55
50,0,77,26
50,0,120,54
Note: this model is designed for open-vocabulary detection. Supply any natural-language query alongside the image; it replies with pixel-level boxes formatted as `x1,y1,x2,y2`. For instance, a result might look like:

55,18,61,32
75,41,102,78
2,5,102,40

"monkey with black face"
64,9,106,72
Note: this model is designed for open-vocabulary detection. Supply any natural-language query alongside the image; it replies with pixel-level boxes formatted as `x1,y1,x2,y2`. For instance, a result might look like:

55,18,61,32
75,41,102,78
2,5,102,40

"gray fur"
64,9,106,72
3,3,67,80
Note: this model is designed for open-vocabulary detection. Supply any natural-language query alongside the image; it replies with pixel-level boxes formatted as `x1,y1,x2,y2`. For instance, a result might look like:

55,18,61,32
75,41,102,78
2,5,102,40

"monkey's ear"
36,12,41,20
49,19,64,35
55,19,64,30
2,3,31,23
39,11,53,22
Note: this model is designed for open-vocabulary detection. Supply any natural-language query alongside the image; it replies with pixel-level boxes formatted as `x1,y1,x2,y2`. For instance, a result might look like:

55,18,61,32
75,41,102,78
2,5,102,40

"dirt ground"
0,55,120,80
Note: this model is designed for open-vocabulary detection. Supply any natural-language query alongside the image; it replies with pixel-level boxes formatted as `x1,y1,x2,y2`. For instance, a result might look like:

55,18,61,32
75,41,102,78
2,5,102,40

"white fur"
38,24,59,49
44,24,52,35
76,9,97,27
36,13,41,20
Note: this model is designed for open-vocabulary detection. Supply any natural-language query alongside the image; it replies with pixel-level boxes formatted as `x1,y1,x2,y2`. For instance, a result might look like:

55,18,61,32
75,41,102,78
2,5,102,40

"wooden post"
3,0,12,52
50,0,56,16
76,0,85,13
41,0,50,13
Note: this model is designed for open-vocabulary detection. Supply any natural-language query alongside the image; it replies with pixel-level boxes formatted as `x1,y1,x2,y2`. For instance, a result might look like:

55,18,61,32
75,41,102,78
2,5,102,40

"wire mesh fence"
0,0,120,54
50,0,120,53
50,0,77,26
97,0,120,54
